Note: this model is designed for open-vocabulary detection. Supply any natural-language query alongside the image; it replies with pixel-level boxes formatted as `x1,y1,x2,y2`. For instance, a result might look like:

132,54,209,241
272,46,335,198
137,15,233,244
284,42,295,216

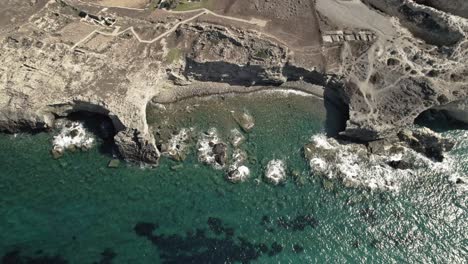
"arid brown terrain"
0,0,466,164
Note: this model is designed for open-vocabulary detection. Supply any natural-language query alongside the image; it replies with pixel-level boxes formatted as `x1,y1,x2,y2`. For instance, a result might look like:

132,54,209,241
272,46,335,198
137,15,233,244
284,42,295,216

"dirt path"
71,10,206,50
71,3,269,50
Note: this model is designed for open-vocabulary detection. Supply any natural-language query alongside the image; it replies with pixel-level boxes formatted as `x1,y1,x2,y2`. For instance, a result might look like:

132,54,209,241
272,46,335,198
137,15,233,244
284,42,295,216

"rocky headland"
0,0,466,177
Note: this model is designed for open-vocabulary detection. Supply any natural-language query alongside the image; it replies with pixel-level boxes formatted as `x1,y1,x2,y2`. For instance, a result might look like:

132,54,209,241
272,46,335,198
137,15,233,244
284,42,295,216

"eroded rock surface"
414,0,468,19
329,0,468,141
304,131,457,191
0,0,466,166
0,0,163,163
182,24,288,85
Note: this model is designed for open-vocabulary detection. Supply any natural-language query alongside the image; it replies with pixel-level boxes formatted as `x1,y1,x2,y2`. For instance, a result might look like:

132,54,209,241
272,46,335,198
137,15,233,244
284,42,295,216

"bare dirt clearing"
210,0,322,49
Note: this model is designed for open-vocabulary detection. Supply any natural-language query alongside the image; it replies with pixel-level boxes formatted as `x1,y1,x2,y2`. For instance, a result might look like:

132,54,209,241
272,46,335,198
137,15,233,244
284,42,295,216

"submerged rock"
170,164,184,171
108,159,120,168
51,148,63,159
197,128,227,170
322,179,334,191
264,160,287,185
293,244,304,253
232,111,255,132
229,128,245,147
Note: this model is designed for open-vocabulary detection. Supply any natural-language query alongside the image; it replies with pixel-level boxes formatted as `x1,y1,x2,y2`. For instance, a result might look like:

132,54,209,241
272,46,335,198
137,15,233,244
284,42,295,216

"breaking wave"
305,131,467,192
52,121,94,154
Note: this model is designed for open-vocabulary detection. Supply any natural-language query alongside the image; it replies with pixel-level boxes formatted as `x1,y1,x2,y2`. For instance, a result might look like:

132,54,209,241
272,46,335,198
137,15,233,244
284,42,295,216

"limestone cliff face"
0,0,161,164
0,0,466,165
174,23,329,88
0,0,320,165
181,24,289,86
335,0,468,141
0,1,320,165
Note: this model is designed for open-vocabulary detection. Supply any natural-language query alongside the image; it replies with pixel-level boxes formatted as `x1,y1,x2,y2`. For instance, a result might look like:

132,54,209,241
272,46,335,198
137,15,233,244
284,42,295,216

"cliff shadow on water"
62,111,117,156
414,108,468,132
323,85,350,138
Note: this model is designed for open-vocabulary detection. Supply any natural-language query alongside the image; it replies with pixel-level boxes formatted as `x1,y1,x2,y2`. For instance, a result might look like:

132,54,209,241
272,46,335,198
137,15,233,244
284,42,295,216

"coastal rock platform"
0,0,466,166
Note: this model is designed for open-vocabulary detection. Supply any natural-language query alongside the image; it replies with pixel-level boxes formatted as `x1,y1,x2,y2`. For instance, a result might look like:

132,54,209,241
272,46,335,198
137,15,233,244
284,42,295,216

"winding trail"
70,2,267,50
71,10,208,49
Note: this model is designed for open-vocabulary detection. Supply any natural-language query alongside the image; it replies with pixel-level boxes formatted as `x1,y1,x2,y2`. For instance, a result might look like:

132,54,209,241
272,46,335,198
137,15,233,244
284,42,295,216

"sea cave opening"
414,108,468,132
58,110,118,156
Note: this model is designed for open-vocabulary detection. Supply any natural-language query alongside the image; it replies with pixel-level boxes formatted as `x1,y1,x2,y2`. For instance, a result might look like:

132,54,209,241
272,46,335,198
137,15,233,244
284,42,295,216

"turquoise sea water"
0,93,467,263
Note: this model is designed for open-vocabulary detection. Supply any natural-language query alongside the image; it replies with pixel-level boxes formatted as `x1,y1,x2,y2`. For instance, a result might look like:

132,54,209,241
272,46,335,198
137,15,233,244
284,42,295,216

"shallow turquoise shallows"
0,93,467,263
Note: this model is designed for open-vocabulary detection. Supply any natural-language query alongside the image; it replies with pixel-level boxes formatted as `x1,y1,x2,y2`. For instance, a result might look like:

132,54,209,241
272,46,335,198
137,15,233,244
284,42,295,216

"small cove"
0,91,466,263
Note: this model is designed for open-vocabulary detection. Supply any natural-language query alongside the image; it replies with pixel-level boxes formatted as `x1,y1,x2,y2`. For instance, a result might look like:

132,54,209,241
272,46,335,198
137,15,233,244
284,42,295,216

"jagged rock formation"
0,0,161,164
328,0,468,141
414,0,468,18
0,0,466,165
398,128,455,162
181,24,288,85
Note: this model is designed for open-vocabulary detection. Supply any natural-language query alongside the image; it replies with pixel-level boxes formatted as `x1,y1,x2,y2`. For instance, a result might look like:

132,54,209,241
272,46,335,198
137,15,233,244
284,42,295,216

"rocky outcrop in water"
304,130,458,191
398,128,454,162
0,0,161,164
264,160,287,185
197,128,226,170
115,129,160,165
0,0,466,167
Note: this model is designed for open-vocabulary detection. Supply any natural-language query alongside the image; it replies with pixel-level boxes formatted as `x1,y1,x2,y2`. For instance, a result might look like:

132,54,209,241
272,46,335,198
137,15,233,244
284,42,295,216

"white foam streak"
197,128,224,170
306,133,466,192
265,159,287,185
53,121,94,153
164,128,192,160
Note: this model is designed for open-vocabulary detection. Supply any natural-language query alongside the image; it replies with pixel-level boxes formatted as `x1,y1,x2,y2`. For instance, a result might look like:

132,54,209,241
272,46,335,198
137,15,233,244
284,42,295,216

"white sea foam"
163,128,193,160
305,133,467,192
227,164,251,183
53,121,94,153
197,128,225,170
263,89,316,97
442,130,468,192
226,149,250,182
265,159,287,185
